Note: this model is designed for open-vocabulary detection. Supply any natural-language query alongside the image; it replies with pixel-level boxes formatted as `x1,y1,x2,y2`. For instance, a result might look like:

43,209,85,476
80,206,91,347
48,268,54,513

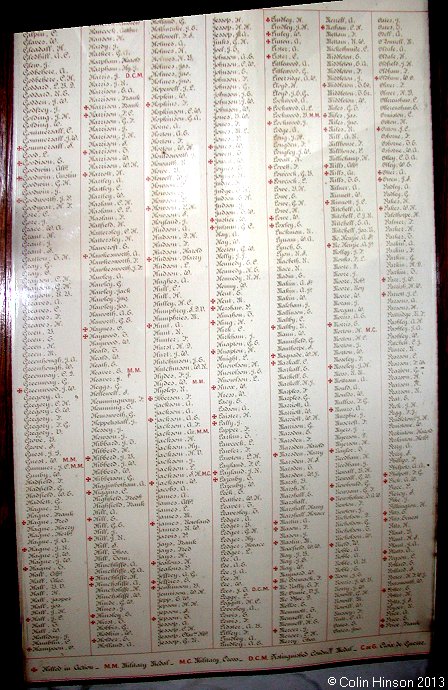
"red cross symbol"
85,456,91,461
83,326,88,332
321,24,325,29
83,253,88,259
146,206,151,211
22,547,27,552
329,407,334,412
23,566,28,571
266,31,271,36
273,628,277,633
208,144,213,149
382,277,386,283
211,349,216,355
330,483,334,488
271,324,276,330
88,536,93,541
329,448,335,454
17,161,23,166
329,542,334,547
212,421,217,426
267,106,272,111
210,320,216,326
382,292,386,297
152,616,156,621
266,17,271,22
212,414,217,419
151,560,156,565
379,206,384,211
375,75,379,81
86,476,91,482
322,83,327,88
273,452,278,458
213,476,218,481
89,576,94,581
83,150,88,155
328,364,333,369
211,298,216,303
147,257,152,262
17,388,23,393
273,540,278,545
148,396,153,401
211,385,216,390
17,145,23,151
267,120,272,126
327,322,332,327
382,588,387,593
268,179,273,185
148,417,154,423
82,172,88,178
329,574,333,580
31,668,38,673
83,113,88,118
208,159,213,164
271,353,276,358
330,496,335,502
213,470,218,476
377,126,381,132
383,511,387,516
87,517,92,522
150,521,155,526
147,323,152,328
328,378,333,384
266,39,271,44
211,305,216,311
86,490,92,495
210,217,215,223
83,334,88,339
271,360,276,366
325,199,330,205
146,102,151,107
149,481,154,486
17,176,23,181
273,566,278,571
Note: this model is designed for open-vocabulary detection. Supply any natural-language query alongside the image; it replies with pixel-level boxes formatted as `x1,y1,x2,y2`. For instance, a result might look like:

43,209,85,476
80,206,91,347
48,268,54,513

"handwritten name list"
12,0,437,682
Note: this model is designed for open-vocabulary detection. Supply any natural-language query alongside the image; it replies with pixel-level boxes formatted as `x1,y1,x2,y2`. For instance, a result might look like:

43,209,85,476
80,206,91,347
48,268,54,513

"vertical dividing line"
370,12,385,636
79,26,92,656
143,21,153,654
318,11,331,642
204,15,215,650
262,8,274,646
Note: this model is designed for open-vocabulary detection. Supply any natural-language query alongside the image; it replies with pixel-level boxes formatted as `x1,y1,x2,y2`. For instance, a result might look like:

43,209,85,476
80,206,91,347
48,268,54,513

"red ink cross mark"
267,120,272,126
327,322,333,328
213,476,218,482
17,161,23,166
85,476,92,482
213,470,218,476
86,490,92,495
17,176,23,181
83,113,88,118
31,668,38,673
211,349,216,355
329,542,334,548
271,353,276,358
151,560,156,565
328,364,333,369
266,39,271,44
211,298,216,303
329,575,333,580
212,414,217,419
210,320,216,326
208,159,213,165
149,481,155,486
83,334,88,340
273,452,278,458
268,179,273,185
146,102,151,107
82,172,88,178
328,378,333,384
208,144,213,149
211,305,216,311
85,456,91,461
271,324,276,330
83,150,88,155
83,254,88,259
330,496,335,502
329,448,335,454
22,520,27,525
382,277,386,283
325,199,330,206
147,323,152,329
87,517,92,522
322,83,327,88
273,628,278,633
267,106,272,112
22,547,27,552
375,75,379,81
83,326,88,332
88,536,93,541
148,417,154,423
211,385,216,390
330,483,334,488
266,17,271,22
23,566,28,571
271,360,276,366
17,388,23,393
321,24,325,29
150,521,155,526
210,217,215,223
212,421,217,426
379,206,384,211
147,256,152,262
152,616,157,621
377,126,381,132
266,31,271,36
148,396,153,401
146,206,151,211
17,145,23,151
268,164,273,170
382,292,386,297
329,407,334,413
84,105,88,110
273,540,278,545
